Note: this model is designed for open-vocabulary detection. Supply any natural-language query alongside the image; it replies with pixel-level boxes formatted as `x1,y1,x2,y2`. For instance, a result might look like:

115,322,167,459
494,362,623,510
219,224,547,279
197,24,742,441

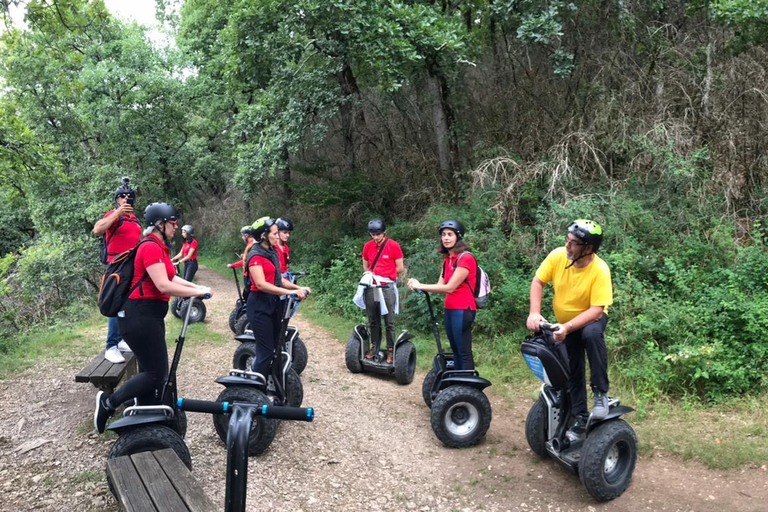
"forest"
1,0,768,404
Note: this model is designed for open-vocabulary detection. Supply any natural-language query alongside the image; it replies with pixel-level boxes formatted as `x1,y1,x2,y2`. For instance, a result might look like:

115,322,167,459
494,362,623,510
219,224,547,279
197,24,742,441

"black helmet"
438,220,465,239
181,224,194,237
143,202,179,228
367,218,385,234
276,217,294,232
251,216,276,241
567,219,603,252
240,225,252,237
114,176,136,201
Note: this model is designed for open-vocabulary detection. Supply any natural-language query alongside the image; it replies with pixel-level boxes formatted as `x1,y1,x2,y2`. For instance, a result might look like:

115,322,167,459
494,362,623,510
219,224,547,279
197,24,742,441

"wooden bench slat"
102,352,136,383
107,455,158,512
131,451,190,512
75,350,109,382
154,449,217,512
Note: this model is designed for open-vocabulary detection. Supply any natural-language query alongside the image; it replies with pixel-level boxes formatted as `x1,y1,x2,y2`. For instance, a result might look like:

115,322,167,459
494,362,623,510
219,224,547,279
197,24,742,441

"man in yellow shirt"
526,219,613,438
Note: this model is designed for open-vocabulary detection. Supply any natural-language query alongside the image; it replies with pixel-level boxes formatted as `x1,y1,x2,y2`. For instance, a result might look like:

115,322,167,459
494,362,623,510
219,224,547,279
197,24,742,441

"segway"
522,324,637,501
345,283,416,385
213,293,306,455
169,263,207,323
419,291,492,448
233,272,309,374
228,265,247,332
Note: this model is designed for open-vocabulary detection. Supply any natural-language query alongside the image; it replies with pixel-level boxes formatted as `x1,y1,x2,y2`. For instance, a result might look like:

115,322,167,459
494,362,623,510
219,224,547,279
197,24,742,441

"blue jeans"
443,308,476,371
106,316,121,349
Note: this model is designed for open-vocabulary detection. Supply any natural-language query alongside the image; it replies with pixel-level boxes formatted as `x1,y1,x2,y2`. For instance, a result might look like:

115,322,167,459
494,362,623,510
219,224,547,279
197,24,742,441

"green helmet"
567,219,603,252
251,216,276,241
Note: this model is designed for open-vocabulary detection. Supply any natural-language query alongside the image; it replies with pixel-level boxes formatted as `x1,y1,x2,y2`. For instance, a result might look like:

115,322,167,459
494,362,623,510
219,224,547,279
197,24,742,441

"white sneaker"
117,340,131,351
105,346,126,364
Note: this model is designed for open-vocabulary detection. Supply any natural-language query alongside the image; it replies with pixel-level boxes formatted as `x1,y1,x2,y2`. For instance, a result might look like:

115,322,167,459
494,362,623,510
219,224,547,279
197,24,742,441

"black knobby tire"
186,300,206,323
578,419,638,502
291,336,308,375
345,333,363,373
166,409,188,439
170,297,182,319
394,341,416,385
108,425,191,470
284,369,303,407
228,308,239,333
212,386,278,457
430,385,492,448
422,368,437,408
525,397,549,457
233,342,258,371
234,314,250,336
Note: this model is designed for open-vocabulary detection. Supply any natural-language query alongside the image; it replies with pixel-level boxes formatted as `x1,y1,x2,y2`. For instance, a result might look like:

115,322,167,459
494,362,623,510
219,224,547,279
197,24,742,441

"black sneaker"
565,418,587,442
94,391,114,434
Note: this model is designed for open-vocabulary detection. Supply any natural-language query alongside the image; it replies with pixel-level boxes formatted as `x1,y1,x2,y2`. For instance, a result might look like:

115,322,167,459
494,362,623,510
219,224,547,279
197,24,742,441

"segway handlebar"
177,398,315,421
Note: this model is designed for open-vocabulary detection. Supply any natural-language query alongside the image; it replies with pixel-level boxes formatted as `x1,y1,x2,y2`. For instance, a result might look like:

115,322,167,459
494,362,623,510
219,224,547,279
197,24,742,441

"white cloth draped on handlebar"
353,271,399,315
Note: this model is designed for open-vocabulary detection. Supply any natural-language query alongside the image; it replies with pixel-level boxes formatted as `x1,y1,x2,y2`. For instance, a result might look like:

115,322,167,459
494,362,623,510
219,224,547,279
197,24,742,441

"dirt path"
1,265,767,511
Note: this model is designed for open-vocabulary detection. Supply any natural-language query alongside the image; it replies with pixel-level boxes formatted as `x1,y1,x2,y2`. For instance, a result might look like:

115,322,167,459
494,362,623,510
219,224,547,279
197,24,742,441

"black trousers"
112,300,169,407
565,314,609,421
183,260,198,282
246,292,282,377
364,285,397,351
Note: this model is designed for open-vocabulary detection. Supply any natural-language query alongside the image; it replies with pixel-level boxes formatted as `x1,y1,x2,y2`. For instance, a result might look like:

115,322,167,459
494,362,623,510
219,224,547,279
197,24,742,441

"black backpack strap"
131,238,164,297
369,239,389,274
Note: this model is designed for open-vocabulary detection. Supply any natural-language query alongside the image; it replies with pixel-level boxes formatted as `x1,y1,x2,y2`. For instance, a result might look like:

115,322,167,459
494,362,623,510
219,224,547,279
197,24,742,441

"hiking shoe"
565,418,587,442
386,348,393,364
592,392,610,419
364,350,374,360
105,346,125,364
94,391,114,434
117,340,131,351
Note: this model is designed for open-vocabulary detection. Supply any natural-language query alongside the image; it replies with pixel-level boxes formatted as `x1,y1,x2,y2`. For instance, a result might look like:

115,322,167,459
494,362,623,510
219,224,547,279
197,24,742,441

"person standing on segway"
92,178,142,364
171,225,198,282
408,220,477,370
275,217,293,280
228,226,255,302
361,218,404,364
526,219,613,440
94,202,212,433
246,217,310,378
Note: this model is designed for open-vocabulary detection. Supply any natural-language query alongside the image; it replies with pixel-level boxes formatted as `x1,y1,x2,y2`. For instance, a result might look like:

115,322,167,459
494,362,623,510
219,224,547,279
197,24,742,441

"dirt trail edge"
0,265,766,511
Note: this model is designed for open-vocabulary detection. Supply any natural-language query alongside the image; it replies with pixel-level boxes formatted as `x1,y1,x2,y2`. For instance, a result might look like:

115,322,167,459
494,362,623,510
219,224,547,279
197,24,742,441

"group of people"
92,178,613,441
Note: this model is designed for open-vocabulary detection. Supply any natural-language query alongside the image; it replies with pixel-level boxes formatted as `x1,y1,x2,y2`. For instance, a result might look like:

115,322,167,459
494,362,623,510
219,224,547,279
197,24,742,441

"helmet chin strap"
566,246,592,269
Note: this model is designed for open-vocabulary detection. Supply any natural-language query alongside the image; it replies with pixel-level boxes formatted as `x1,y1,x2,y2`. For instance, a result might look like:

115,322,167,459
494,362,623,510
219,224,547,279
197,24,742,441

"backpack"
444,252,492,309
98,238,161,317
99,216,139,265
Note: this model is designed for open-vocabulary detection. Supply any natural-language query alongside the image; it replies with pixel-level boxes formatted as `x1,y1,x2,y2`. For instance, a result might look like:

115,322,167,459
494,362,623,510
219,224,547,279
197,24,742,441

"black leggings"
246,292,282,377
110,299,169,407
183,260,198,282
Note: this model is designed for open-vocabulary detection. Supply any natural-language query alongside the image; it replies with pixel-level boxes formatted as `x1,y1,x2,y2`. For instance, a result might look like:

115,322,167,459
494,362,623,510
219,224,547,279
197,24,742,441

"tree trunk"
336,63,365,176
427,67,458,193
280,146,292,200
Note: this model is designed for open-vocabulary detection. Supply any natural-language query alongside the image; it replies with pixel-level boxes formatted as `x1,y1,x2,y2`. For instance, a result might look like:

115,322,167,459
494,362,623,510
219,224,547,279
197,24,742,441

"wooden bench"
107,448,216,512
75,350,138,394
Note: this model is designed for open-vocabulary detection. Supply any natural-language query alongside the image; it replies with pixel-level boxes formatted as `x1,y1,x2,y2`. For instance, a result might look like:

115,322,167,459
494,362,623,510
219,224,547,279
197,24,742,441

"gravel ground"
1,266,767,511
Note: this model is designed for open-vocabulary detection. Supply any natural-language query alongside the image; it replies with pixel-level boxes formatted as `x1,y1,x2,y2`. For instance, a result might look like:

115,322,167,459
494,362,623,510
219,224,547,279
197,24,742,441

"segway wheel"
185,300,206,323
234,315,250,336
394,341,416,385
228,308,239,333
345,333,363,373
422,368,437,408
291,336,308,375
578,419,638,502
213,386,277,457
108,424,191,469
233,342,258,371
166,409,188,439
430,385,492,448
525,397,549,457
170,297,182,319
285,369,303,407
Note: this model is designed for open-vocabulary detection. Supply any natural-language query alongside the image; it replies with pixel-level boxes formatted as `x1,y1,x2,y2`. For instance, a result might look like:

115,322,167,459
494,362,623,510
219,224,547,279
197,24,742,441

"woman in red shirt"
94,203,211,434
407,220,477,370
246,217,310,378
171,224,199,282
228,226,255,302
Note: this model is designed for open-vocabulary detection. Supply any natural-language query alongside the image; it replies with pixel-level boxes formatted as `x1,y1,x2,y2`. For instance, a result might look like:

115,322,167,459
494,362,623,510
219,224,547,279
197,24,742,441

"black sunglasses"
117,193,132,199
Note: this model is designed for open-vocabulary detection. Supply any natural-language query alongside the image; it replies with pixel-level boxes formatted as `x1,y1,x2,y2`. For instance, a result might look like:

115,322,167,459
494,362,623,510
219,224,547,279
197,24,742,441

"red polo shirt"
276,243,290,273
443,252,477,311
103,211,141,263
362,238,403,282
129,235,175,301
182,239,198,260
248,254,277,292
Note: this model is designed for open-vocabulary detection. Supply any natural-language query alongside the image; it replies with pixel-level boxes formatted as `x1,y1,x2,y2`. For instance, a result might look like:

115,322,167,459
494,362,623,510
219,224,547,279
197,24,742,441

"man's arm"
395,258,404,275
93,203,132,236
526,277,546,330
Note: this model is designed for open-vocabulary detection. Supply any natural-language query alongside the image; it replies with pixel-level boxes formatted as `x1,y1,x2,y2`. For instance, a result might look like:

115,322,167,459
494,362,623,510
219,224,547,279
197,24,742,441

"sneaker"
117,340,131,352
94,391,114,434
364,350,374,360
592,392,610,419
565,418,587,442
386,348,393,364
104,346,125,364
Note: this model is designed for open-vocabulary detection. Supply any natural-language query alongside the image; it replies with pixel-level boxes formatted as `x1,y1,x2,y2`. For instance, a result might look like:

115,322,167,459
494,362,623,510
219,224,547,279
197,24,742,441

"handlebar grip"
177,398,228,415
259,405,314,422
292,271,310,277
539,322,556,331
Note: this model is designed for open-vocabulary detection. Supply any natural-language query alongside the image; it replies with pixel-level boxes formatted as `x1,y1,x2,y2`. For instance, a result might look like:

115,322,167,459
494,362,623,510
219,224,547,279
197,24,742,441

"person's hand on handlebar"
550,323,568,342
196,286,212,298
407,278,421,291
293,287,311,300
526,312,547,331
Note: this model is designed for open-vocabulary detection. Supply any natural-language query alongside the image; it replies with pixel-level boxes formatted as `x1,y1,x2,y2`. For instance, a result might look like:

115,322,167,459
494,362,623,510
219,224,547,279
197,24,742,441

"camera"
121,177,135,206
